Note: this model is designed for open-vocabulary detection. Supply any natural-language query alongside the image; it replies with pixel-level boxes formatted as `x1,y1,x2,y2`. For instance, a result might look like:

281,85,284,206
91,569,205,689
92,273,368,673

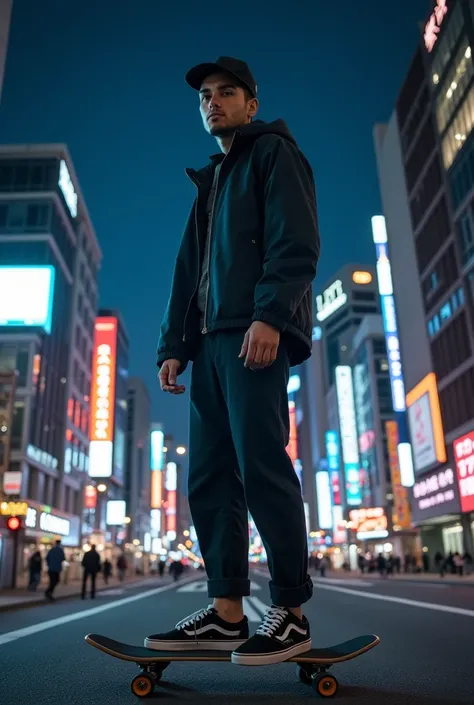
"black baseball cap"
185,56,258,98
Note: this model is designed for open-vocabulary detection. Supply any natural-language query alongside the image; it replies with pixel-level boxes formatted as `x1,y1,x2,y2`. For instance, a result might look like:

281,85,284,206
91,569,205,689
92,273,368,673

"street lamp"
97,484,107,493
124,517,131,524
176,446,186,455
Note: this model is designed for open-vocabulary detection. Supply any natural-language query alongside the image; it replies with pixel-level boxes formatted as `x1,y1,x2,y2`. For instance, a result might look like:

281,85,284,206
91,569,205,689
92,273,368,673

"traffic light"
7,516,21,531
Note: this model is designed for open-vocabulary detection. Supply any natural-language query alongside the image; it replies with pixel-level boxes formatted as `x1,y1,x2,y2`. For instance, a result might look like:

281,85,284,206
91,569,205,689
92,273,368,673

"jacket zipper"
201,133,237,334
182,185,200,342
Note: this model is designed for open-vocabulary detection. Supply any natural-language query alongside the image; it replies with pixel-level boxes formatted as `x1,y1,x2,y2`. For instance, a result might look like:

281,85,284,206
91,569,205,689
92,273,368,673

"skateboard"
85,632,380,699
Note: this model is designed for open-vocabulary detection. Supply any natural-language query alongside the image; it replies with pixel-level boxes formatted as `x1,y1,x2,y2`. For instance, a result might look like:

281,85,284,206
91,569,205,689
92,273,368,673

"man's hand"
158,359,186,394
239,321,280,370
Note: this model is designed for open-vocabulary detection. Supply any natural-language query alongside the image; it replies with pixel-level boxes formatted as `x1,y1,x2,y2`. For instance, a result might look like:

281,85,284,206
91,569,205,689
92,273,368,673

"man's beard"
209,124,236,138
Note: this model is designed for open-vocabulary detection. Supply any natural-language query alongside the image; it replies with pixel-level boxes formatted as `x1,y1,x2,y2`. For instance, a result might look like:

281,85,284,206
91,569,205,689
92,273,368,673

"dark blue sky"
0,0,431,444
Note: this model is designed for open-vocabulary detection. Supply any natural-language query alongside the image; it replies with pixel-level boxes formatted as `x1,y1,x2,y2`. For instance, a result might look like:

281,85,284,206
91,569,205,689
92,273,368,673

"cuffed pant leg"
216,331,313,608
189,335,250,599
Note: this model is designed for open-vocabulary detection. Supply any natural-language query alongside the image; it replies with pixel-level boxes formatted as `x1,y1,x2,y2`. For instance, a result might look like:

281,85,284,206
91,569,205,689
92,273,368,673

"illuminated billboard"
385,421,411,528
325,430,341,505
58,160,78,218
349,507,388,540
106,500,126,526
165,462,177,539
316,470,333,530
406,373,446,473
89,317,118,478
316,280,347,322
453,430,474,513
0,266,55,334
424,0,448,53
150,428,164,471
286,401,298,466
335,366,362,506
371,216,405,413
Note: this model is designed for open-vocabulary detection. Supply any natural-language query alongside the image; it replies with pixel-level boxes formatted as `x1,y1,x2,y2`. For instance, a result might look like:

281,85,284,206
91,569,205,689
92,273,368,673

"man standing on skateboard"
146,57,320,666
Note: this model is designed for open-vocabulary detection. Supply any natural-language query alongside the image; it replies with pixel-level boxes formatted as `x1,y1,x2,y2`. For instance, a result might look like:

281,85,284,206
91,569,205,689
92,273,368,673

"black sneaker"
231,606,311,666
144,605,249,651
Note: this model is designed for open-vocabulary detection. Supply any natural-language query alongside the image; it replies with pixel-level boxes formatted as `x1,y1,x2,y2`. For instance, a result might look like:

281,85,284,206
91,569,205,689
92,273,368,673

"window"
26,203,50,230
11,401,24,450
16,345,30,387
436,42,473,134
442,87,474,169
397,48,425,131
440,301,452,322
410,157,443,229
458,207,474,266
450,132,474,209
430,311,471,380
431,2,464,84
353,291,376,302
405,118,438,192
439,365,474,435
416,197,451,272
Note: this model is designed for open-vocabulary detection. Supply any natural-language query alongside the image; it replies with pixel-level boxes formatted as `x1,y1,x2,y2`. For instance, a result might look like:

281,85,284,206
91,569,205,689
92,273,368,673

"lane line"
243,597,262,622
314,582,474,617
248,595,269,617
312,577,374,588
0,581,185,647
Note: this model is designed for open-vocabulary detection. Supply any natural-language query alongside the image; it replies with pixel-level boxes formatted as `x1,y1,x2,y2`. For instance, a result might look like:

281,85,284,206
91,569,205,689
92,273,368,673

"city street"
1,570,473,704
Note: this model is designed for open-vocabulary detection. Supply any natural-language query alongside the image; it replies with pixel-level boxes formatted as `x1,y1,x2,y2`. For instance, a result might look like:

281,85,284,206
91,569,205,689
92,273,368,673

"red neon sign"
453,430,474,513
84,485,97,509
7,516,21,531
424,0,448,53
90,317,118,443
166,490,177,533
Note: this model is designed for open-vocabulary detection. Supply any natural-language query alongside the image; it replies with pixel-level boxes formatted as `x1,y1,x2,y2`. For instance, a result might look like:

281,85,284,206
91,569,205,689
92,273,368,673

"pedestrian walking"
44,540,65,600
319,556,329,578
102,558,112,585
147,55,319,666
453,552,464,577
81,544,101,599
377,553,387,579
117,553,127,582
28,550,42,591
158,560,165,578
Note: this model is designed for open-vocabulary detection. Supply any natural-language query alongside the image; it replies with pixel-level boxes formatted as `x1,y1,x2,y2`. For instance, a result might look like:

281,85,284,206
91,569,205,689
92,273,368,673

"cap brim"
185,62,224,91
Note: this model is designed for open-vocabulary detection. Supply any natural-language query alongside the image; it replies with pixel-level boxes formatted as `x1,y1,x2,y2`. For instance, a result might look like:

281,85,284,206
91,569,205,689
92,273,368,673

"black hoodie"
157,119,320,370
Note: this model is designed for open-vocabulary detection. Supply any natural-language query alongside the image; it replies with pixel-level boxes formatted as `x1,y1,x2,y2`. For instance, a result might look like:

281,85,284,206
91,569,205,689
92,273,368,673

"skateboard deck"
85,632,380,699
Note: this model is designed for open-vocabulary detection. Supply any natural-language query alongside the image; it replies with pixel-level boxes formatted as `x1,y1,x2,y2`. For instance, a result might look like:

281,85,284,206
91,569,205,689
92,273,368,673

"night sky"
0,0,431,445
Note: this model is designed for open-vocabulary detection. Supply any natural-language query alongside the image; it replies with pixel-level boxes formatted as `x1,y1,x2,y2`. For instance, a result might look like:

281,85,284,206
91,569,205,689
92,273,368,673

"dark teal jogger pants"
188,330,313,608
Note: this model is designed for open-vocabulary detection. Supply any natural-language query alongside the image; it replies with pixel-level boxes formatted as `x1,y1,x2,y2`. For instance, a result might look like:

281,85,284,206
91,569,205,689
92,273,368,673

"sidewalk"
0,573,169,612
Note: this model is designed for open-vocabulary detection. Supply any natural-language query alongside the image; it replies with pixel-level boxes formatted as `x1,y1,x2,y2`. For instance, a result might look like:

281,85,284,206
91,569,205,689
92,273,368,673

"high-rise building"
126,377,151,545
315,263,379,388
0,0,12,104
374,0,474,557
86,311,128,545
0,144,101,586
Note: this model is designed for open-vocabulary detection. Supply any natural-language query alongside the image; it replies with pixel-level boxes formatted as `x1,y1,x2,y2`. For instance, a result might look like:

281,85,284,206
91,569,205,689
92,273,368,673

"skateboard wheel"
130,673,155,698
312,673,338,698
296,664,313,685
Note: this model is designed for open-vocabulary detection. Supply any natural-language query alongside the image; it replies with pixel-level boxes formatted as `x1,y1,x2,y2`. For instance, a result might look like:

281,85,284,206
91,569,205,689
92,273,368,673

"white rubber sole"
231,638,312,666
144,638,247,651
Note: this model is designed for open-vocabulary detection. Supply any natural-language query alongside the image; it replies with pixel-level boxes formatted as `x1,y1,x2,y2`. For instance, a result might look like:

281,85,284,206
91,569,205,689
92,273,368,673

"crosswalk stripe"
243,597,262,622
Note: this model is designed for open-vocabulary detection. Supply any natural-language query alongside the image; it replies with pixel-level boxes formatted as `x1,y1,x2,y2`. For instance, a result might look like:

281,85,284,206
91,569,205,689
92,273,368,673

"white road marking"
250,581,262,591
243,597,262,622
177,581,207,593
0,581,188,647
314,583,474,617
248,596,269,617
312,577,374,587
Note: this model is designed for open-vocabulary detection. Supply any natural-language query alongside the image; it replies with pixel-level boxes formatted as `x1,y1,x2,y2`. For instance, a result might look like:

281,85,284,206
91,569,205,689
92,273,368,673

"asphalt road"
0,570,473,704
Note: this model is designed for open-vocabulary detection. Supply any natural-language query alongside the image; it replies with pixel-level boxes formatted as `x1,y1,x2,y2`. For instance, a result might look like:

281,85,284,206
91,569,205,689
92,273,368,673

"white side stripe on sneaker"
275,623,308,643
183,623,243,638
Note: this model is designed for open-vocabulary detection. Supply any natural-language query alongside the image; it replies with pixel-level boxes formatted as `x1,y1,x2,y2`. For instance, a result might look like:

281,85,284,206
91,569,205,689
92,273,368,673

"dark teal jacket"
157,119,320,371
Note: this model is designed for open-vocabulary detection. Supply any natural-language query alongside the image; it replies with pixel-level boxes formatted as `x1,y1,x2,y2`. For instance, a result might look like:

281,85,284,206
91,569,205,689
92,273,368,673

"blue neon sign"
374,241,406,413
325,431,340,471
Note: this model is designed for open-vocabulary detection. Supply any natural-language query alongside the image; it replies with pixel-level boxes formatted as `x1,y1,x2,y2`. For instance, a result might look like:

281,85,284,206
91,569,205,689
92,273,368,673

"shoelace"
176,605,214,631
256,606,288,637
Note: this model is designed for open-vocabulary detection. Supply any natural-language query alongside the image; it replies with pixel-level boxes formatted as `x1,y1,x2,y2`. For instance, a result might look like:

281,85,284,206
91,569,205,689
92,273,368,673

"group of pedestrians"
26,540,130,600
434,551,473,577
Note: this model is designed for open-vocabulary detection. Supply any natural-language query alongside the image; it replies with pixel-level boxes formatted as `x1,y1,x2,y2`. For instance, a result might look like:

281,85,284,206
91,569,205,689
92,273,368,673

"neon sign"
335,366,362,506
371,216,406,412
424,0,448,53
58,160,78,218
316,280,347,322
453,430,474,513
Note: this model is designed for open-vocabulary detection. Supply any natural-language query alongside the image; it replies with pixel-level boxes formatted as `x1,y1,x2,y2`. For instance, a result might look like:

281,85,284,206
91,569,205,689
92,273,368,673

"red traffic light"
7,516,21,531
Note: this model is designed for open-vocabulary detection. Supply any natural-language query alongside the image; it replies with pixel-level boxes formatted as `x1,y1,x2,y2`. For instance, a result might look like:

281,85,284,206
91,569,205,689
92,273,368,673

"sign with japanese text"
453,430,474,513
424,0,448,53
385,421,411,529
